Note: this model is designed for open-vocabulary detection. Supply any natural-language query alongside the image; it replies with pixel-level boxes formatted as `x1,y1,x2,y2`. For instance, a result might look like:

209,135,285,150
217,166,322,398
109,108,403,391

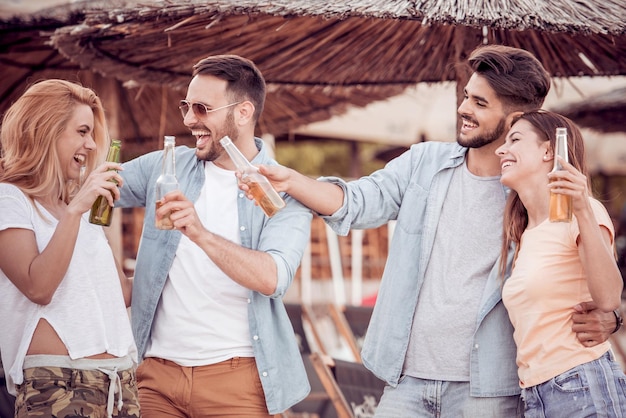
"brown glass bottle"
219,136,285,217
549,127,572,222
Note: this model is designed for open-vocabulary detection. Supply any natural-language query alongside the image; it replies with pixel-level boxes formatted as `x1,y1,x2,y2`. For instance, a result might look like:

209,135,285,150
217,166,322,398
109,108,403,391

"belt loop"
607,349,615,362
231,357,240,369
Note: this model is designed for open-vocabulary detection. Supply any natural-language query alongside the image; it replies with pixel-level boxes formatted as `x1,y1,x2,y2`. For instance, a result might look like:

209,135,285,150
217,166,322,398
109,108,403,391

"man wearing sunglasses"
116,55,313,417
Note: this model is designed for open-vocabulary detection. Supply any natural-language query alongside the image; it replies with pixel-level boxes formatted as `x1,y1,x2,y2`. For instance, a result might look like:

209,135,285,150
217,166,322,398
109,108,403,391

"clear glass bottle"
155,135,179,229
549,127,572,222
89,139,121,226
219,136,285,217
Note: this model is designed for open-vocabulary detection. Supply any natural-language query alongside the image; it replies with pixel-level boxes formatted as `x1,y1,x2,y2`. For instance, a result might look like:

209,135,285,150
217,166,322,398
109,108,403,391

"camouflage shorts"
14,365,140,418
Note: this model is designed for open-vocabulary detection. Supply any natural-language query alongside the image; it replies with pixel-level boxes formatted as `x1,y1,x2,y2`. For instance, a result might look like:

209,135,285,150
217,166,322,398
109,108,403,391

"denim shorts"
521,351,626,418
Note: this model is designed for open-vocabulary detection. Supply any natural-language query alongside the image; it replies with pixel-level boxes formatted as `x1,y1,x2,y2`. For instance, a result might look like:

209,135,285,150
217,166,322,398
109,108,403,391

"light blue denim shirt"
116,138,313,414
321,141,519,397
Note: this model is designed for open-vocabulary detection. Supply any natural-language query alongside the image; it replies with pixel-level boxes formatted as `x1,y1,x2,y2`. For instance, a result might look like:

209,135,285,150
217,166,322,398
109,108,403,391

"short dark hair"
468,45,550,112
193,55,266,122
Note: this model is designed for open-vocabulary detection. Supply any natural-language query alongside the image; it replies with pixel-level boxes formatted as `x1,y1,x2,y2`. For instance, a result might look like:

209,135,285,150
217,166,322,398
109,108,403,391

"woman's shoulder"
0,183,27,201
0,183,34,228
588,196,614,230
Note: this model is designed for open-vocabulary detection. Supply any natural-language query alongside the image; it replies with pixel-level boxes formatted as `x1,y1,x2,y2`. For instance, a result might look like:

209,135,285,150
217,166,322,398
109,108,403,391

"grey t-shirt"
403,162,506,381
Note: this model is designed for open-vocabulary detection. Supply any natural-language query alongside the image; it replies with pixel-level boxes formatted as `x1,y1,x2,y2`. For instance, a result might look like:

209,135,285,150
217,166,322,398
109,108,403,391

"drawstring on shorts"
97,366,123,418
23,354,134,418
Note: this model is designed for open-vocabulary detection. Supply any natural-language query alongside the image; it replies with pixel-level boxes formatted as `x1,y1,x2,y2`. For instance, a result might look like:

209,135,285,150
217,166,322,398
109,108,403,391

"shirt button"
240,226,246,231
474,344,479,349
247,298,251,304
253,335,259,340
262,371,268,377
239,193,244,198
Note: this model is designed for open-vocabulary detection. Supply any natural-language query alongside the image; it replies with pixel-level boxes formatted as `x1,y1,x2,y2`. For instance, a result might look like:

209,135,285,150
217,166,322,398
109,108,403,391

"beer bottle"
549,127,572,222
155,135,179,229
89,139,121,226
219,136,285,217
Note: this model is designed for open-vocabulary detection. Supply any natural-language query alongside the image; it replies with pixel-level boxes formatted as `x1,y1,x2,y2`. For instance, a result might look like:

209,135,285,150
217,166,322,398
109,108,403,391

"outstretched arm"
248,165,345,216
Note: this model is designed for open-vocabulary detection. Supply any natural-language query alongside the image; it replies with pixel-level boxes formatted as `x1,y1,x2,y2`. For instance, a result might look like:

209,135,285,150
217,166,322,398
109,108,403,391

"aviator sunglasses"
178,100,241,118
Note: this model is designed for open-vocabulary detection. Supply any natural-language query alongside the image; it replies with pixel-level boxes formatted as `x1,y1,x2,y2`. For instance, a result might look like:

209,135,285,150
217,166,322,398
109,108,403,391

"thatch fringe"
4,0,626,136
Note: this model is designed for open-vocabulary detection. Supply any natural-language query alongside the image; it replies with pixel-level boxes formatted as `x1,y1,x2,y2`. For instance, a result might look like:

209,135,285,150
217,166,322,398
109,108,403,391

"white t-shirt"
145,162,254,365
0,183,137,395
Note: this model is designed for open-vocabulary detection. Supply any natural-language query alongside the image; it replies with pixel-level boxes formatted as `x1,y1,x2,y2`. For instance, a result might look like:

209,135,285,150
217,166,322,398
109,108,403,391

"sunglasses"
178,100,241,118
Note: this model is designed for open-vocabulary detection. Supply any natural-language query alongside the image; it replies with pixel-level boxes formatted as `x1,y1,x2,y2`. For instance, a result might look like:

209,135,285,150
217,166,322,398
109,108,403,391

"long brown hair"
499,110,589,278
0,79,109,204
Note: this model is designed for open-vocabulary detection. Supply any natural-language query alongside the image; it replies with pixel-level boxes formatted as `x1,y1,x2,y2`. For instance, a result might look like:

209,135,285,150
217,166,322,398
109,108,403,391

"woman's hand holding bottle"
68,162,124,217
547,156,591,218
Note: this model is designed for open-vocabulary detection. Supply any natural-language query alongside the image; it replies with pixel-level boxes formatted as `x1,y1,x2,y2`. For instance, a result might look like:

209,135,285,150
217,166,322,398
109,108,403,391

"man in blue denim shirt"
116,55,312,416
246,46,617,417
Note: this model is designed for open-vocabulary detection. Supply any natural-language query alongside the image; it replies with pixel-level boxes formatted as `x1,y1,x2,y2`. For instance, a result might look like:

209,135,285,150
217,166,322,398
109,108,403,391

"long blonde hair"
0,79,109,203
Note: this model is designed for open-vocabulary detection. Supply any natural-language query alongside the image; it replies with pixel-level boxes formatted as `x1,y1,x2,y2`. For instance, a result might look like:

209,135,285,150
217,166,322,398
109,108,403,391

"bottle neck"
106,142,121,163
222,142,255,172
553,135,568,171
162,144,176,175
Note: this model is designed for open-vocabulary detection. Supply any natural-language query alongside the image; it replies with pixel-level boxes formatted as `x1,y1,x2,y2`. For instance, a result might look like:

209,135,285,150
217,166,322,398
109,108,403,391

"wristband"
613,309,623,334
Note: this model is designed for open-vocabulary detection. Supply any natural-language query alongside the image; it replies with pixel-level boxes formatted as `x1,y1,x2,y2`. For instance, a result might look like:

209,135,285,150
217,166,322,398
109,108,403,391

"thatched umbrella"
48,0,626,141
557,87,626,133
0,7,192,158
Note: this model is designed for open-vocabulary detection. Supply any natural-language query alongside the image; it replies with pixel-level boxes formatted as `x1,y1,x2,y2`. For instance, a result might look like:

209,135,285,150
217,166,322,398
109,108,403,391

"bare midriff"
26,318,116,359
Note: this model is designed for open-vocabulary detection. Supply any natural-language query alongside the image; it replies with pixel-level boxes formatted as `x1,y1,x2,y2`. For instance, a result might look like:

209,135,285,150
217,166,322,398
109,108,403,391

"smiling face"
182,74,241,163
496,118,552,190
457,74,509,149
55,103,96,182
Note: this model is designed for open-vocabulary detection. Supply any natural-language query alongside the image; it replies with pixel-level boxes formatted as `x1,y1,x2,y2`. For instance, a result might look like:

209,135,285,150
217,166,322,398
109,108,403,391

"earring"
543,155,548,161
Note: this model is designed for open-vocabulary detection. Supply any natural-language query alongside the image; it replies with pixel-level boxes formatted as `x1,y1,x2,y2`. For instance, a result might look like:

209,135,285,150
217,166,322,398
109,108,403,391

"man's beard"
197,111,239,161
458,117,506,149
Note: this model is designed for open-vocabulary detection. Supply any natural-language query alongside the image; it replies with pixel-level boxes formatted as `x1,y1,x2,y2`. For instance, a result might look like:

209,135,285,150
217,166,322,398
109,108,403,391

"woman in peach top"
496,110,625,417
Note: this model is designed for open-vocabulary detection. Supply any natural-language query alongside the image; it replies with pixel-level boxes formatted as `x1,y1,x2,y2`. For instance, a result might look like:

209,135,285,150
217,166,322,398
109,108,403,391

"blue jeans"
374,375,522,417
522,351,626,418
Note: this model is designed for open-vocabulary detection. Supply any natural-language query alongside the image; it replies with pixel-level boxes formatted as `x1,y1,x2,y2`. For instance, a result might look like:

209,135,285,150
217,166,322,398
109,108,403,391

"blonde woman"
496,110,625,417
0,79,139,418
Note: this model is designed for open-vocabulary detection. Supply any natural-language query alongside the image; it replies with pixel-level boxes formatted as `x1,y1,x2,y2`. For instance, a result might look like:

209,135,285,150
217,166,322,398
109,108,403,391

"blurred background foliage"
275,140,391,178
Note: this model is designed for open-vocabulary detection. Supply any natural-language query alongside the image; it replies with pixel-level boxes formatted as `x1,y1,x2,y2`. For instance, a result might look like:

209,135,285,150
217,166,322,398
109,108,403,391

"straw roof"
0,9,193,157
557,87,626,133
47,0,626,138
50,0,626,82
3,0,626,150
